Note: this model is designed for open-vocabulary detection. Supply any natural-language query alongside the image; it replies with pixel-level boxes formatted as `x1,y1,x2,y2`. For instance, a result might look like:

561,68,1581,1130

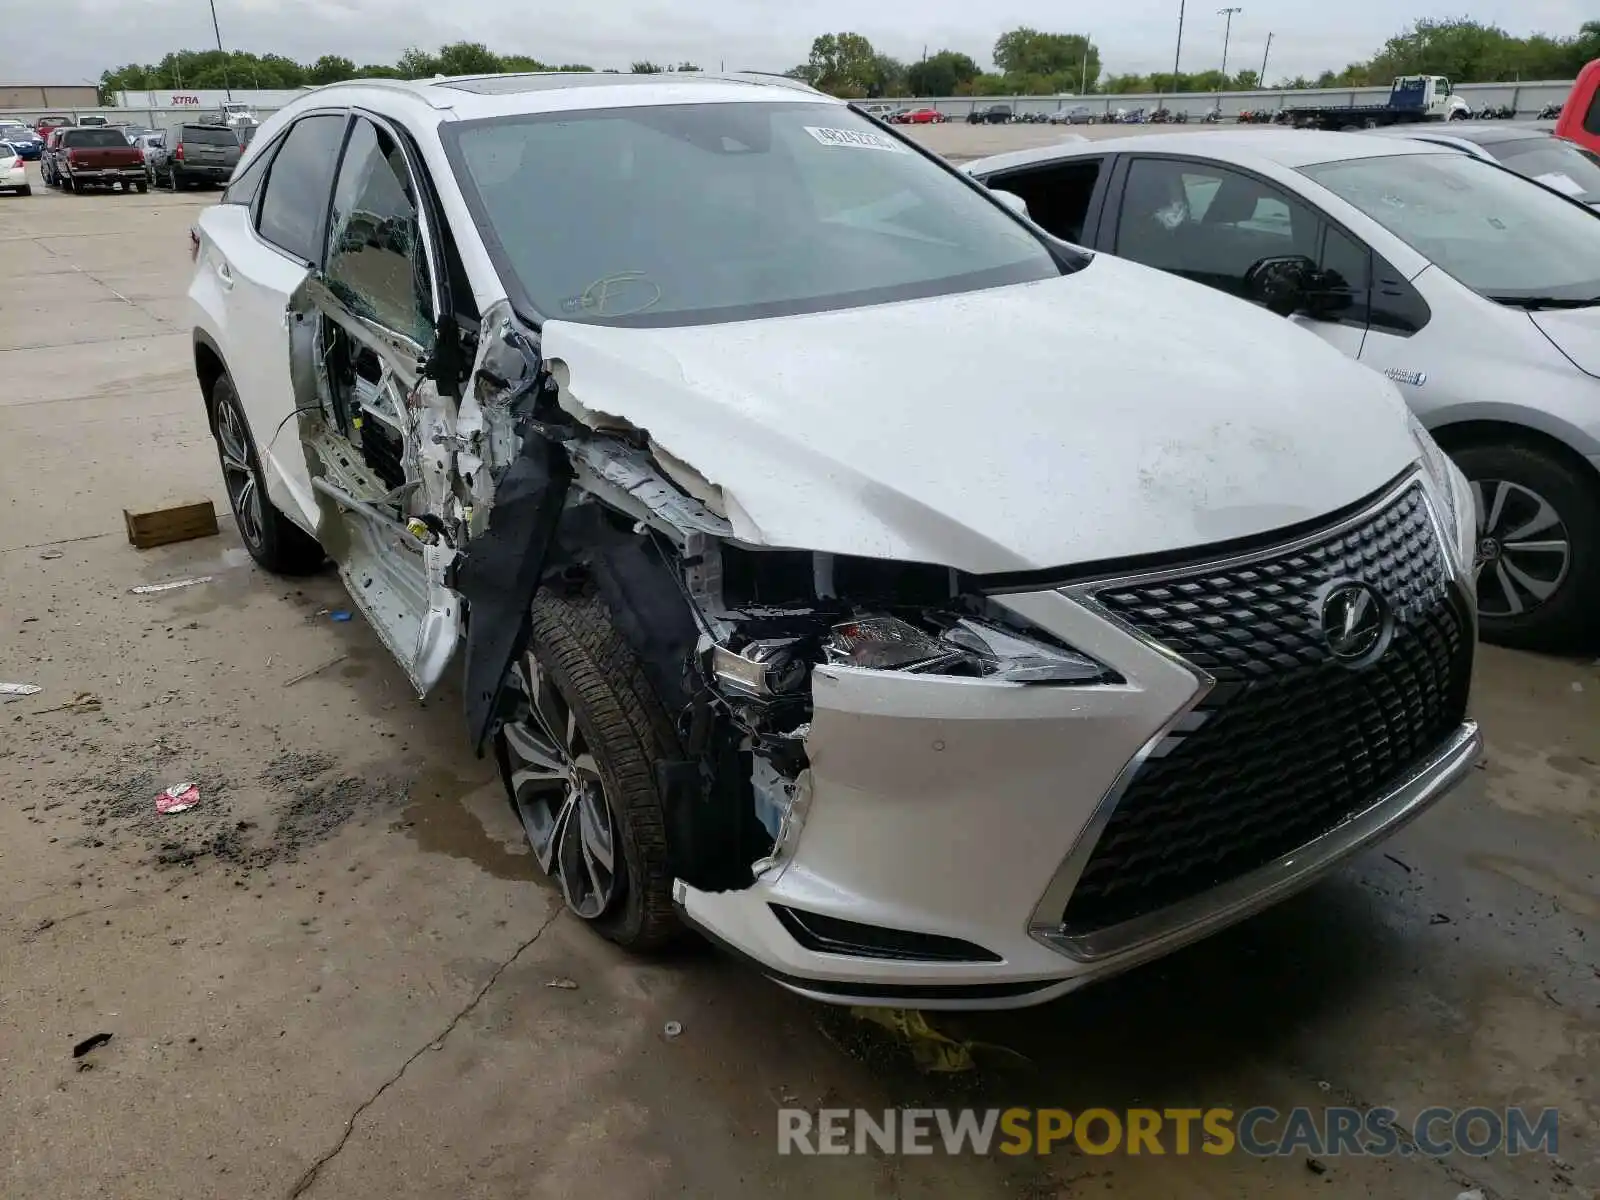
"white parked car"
0,141,29,195
967,131,1600,651
190,76,1479,1008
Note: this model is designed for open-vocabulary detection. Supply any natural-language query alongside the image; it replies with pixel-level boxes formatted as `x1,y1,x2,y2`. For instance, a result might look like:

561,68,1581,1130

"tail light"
175,143,185,162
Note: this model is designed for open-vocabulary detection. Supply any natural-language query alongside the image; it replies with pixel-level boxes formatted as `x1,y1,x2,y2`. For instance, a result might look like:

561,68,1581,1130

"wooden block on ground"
123,500,220,549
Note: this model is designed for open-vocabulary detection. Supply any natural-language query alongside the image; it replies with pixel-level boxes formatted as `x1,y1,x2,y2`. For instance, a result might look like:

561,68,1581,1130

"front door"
295,112,461,695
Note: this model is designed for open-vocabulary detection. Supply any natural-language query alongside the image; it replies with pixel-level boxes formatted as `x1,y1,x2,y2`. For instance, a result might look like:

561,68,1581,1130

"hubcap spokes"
216,401,263,549
1471,478,1571,619
503,656,620,919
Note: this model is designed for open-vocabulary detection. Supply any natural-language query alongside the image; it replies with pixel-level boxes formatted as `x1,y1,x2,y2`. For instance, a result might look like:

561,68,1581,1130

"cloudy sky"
6,0,1592,85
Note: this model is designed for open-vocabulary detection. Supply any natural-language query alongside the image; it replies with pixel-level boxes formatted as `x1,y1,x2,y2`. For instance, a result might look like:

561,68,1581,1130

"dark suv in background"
146,124,241,190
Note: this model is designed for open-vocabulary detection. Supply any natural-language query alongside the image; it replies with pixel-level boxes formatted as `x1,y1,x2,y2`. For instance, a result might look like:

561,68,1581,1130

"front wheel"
497,588,682,950
1450,439,1600,652
210,375,325,575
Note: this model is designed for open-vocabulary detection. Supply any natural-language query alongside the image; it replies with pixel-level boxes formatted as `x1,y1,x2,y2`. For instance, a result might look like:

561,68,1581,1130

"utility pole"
207,0,232,99
1218,7,1242,87
1259,31,1273,86
1080,36,1089,95
1169,0,1186,96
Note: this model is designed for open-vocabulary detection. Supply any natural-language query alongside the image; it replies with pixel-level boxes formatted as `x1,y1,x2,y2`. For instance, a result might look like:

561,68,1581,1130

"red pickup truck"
45,126,146,193
1556,59,1600,155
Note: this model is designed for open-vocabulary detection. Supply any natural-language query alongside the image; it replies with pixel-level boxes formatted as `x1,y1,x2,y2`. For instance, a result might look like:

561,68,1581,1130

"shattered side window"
323,117,434,349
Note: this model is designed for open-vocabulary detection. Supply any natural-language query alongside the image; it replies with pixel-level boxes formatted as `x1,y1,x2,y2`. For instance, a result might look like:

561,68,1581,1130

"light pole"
1170,0,1186,96
207,0,232,100
1218,6,1242,87
1259,31,1273,86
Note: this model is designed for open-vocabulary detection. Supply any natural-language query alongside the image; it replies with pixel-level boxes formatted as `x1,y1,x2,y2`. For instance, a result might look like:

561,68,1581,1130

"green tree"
1100,73,1149,94
675,62,702,72
807,32,880,96
556,64,595,72
308,55,357,85
872,53,908,96
631,60,663,73
436,42,501,75
1230,69,1259,89
500,55,549,72
992,28,1100,89
355,64,403,78
396,47,441,78
905,50,981,97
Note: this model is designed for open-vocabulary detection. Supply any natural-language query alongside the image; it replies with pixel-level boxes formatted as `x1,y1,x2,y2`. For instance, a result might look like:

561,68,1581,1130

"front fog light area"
1410,414,1475,574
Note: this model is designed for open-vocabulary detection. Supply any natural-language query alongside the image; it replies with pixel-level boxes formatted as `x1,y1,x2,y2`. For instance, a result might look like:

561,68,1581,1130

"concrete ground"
0,147,1595,1200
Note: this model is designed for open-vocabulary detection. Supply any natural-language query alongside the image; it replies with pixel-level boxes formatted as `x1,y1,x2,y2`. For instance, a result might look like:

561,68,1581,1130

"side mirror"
1245,255,1318,317
990,188,1030,219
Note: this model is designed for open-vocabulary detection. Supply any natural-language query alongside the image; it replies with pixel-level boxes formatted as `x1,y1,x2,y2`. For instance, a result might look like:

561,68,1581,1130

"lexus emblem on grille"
1320,582,1389,664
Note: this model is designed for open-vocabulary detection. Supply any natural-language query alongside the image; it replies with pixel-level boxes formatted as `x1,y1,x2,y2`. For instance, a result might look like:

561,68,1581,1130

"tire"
209,375,326,575
135,182,146,194
1447,438,1600,652
497,586,682,950
17,185,29,196
64,175,76,194
166,166,179,192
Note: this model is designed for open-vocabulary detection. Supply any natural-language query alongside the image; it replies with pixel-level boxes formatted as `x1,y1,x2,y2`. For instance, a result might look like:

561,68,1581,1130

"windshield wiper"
1489,295,1600,310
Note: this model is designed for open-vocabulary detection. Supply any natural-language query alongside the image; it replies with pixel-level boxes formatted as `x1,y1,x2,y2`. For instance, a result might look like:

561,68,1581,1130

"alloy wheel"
502,656,621,919
1472,478,1571,619
214,396,265,551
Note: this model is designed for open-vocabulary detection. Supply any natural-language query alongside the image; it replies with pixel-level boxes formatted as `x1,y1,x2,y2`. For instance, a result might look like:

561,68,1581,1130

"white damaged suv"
190,73,1481,1008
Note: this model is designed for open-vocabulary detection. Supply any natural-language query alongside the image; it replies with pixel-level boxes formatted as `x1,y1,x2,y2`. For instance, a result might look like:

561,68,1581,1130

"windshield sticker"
804,126,907,153
1534,172,1587,198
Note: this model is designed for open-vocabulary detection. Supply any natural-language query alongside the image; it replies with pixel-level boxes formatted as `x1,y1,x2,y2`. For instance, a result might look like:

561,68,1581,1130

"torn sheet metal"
1,682,42,697
568,437,732,544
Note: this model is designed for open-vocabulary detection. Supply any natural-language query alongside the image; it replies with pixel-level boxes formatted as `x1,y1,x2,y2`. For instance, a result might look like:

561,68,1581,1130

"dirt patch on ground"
62,742,413,875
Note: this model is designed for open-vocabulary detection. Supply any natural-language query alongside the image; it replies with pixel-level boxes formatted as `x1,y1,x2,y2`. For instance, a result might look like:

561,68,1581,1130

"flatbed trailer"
1286,75,1468,131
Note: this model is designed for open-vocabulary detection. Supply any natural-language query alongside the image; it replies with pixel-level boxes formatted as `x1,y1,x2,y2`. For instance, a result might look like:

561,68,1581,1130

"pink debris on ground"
155,783,201,814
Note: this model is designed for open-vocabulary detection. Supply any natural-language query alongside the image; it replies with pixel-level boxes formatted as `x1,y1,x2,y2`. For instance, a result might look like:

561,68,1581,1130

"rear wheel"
1448,439,1600,652
210,375,325,575
496,587,682,949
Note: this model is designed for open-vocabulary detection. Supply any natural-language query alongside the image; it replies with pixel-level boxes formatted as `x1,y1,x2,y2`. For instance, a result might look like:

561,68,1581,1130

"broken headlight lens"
1409,412,1475,575
825,614,1114,684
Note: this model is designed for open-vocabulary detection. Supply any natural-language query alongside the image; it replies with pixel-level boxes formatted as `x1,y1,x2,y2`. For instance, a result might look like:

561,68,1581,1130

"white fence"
893,79,1575,120
0,77,1577,129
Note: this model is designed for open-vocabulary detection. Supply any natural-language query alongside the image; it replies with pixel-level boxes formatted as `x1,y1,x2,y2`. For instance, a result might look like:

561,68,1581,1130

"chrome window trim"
1027,468,1476,962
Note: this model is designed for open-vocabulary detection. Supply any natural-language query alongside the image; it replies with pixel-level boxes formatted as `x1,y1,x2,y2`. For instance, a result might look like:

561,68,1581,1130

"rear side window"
1586,85,1600,137
63,129,129,148
983,158,1103,244
183,125,238,146
257,114,347,263
222,134,280,208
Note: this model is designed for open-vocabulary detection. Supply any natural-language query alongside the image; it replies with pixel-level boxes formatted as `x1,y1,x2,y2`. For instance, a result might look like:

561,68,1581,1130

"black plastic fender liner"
458,433,574,752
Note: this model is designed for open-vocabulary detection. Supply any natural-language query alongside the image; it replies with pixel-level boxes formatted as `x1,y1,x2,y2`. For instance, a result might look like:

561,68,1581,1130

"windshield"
443,101,1063,327
182,126,238,145
62,129,131,148
0,124,31,139
1302,152,1600,305
1485,136,1600,205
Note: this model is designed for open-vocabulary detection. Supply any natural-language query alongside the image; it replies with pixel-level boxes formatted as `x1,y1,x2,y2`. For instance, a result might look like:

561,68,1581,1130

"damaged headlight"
1410,413,1475,575
826,613,1114,684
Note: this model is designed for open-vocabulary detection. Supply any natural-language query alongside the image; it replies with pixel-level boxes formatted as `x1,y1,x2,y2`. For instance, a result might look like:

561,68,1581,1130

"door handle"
215,259,233,289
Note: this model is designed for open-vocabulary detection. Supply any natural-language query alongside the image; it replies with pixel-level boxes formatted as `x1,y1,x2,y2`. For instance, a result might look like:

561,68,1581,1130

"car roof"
297,71,833,122
1362,121,1551,146
965,129,1454,177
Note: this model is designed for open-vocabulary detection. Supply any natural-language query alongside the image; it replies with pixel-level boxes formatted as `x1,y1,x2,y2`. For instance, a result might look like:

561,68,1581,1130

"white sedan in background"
0,142,29,195
967,131,1600,651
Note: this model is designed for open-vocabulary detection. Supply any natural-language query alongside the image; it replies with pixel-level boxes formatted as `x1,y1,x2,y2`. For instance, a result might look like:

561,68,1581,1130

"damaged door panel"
293,113,463,695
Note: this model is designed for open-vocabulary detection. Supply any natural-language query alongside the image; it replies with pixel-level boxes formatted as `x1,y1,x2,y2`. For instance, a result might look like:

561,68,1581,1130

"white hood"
541,255,1419,574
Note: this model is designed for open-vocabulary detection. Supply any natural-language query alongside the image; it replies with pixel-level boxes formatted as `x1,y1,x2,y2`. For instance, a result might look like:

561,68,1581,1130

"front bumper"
677,471,1480,1010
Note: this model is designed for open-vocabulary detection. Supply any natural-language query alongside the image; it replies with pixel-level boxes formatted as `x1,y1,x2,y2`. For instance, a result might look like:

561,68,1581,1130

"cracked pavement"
0,152,1596,1199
